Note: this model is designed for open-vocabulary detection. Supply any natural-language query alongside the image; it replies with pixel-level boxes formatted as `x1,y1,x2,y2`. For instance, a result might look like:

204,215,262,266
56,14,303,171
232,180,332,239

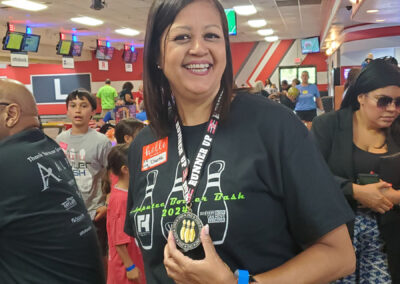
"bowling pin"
135,170,158,250
197,160,228,245
161,162,184,239
184,220,190,243
189,220,196,242
180,220,186,241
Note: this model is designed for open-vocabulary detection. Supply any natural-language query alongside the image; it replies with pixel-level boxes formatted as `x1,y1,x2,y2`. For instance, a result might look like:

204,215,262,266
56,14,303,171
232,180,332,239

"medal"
171,211,203,252
171,90,223,252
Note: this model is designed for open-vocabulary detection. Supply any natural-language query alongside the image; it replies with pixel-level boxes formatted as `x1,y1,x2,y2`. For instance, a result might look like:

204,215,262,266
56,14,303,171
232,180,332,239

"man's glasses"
0,102,10,106
369,95,400,109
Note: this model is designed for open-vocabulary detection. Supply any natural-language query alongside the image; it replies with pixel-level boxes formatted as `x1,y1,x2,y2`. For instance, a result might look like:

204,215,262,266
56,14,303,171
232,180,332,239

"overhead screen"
301,37,320,54
57,40,72,56
2,31,25,51
123,49,138,63
224,9,237,36
71,41,84,57
21,34,41,52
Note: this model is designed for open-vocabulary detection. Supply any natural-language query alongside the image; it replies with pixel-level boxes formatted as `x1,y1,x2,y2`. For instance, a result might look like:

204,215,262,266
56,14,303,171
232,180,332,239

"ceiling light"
115,28,140,36
71,16,103,26
257,29,274,36
366,9,379,13
2,0,47,11
349,0,357,4
376,19,385,22
331,41,338,49
326,48,333,56
233,5,257,16
265,36,278,42
248,19,267,28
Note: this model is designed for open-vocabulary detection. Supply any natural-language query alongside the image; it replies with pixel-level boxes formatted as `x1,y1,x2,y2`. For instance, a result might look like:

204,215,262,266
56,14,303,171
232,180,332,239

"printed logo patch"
142,137,168,171
302,90,308,94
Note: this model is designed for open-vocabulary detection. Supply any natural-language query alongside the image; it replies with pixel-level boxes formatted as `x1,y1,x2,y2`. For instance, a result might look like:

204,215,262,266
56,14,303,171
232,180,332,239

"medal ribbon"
175,91,223,207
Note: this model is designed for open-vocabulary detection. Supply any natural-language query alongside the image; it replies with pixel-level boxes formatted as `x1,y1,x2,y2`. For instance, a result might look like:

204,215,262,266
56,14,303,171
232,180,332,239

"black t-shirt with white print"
125,93,354,284
0,129,105,284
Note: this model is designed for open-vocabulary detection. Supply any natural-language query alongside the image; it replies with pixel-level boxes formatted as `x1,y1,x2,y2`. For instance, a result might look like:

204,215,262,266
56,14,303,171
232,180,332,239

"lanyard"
175,91,223,207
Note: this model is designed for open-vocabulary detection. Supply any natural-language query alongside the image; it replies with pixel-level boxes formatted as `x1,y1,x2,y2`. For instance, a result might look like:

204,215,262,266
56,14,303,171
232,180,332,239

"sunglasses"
369,95,400,109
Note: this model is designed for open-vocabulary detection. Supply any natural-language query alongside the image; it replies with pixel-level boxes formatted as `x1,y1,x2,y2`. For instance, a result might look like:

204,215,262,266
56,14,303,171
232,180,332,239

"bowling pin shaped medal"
171,91,223,252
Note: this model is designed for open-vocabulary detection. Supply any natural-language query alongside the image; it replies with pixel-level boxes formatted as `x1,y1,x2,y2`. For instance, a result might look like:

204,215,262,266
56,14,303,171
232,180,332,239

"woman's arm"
125,94,135,103
253,225,355,284
316,97,324,111
164,225,355,284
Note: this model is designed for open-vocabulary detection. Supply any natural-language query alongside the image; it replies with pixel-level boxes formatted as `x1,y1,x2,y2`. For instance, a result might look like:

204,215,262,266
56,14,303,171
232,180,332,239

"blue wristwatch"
237,269,249,284
234,269,257,283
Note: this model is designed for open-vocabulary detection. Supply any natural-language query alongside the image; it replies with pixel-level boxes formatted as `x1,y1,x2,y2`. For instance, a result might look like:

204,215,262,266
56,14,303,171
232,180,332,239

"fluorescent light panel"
71,16,103,26
257,29,274,36
265,36,278,42
2,0,47,11
248,19,267,28
366,9,379,13
115,28,140,36
233,5,257,16
376,19,385,22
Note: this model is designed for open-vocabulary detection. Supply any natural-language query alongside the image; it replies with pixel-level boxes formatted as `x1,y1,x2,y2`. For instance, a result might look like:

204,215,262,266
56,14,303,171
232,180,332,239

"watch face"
171,211,203,252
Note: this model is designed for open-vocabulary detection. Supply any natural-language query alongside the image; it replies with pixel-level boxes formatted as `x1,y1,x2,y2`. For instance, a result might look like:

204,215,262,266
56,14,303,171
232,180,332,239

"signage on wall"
125,63,133,72
98,60,108,71
31,73,91,104
10,53,29,67
62,57,74,69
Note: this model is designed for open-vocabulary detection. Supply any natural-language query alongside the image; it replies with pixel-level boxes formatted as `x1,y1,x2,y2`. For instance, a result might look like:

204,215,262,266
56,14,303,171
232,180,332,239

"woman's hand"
379,184,400,205
353,181,393,213
163,225,236,284
126,267,140,281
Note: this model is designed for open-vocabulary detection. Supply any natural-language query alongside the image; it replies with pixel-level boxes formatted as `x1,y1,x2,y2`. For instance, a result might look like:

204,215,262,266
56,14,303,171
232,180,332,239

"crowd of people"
1,0,399,283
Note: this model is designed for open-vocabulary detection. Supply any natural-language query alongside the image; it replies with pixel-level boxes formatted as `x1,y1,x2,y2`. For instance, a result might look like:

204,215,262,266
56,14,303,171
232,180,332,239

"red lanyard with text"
175,91,223,209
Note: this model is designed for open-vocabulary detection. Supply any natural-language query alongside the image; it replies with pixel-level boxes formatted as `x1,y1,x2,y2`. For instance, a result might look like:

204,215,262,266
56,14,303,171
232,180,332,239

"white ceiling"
352,0,400,24
0,0,326,51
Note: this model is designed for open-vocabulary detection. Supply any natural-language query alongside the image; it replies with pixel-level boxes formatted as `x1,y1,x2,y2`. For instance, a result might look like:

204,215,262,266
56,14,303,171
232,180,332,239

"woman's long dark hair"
341,59,400,111
143,0,233,138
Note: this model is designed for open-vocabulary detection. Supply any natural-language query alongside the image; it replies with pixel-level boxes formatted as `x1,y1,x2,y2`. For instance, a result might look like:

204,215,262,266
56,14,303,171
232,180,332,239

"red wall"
0,41,327,114
0,49,144,84
230,42,255,76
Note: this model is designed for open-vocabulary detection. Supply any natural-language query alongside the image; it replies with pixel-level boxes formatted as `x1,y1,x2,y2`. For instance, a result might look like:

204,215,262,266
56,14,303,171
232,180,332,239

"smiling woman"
124,1,356,283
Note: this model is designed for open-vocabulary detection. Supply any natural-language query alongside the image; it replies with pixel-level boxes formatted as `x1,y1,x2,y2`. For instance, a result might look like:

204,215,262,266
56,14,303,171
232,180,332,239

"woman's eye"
173,34,190,41
205,33,220,39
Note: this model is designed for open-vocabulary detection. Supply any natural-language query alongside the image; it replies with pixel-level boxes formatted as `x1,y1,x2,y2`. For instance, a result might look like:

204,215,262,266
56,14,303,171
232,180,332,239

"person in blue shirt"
295,71,324,122
135,101,147,122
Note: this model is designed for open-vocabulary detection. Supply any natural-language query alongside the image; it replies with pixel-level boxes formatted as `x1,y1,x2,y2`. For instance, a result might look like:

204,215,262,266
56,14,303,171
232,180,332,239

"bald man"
0,79,105,283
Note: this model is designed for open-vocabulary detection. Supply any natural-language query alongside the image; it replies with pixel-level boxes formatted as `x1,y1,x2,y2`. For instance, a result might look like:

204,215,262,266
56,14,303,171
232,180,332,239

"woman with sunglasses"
312,59,400,283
